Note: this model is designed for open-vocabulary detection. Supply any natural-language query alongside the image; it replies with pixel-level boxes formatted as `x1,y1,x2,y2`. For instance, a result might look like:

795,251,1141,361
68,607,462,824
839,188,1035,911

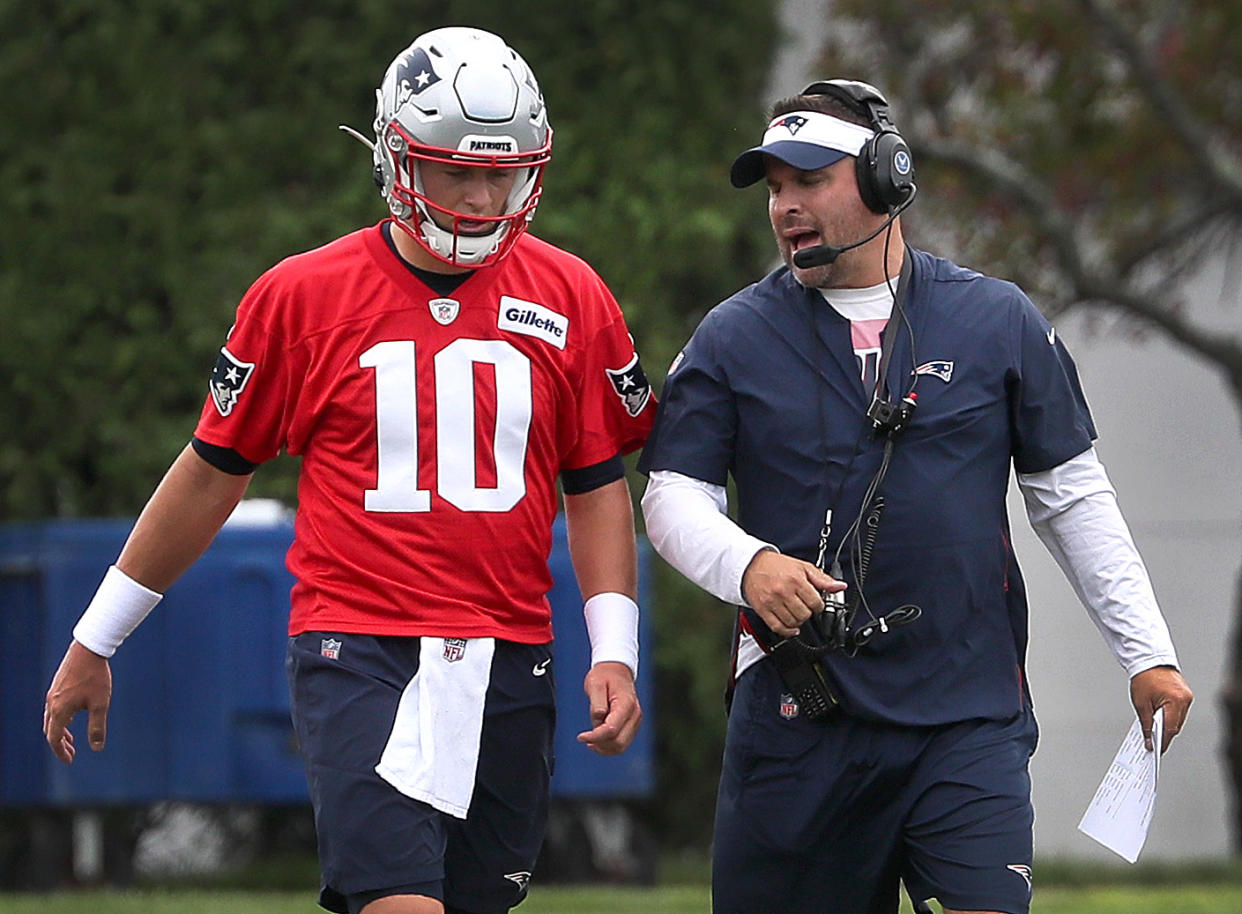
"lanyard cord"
806,230,923,654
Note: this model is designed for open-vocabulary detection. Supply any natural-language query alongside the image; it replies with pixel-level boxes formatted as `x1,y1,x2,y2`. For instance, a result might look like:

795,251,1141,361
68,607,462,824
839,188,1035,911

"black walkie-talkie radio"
768,638,839,721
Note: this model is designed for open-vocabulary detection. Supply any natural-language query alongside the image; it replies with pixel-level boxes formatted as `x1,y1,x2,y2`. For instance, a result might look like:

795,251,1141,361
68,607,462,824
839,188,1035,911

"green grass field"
3,884,1242,913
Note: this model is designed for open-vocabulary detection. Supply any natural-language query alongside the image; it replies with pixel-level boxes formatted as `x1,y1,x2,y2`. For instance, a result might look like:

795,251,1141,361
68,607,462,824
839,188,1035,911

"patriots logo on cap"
210,346,255,417
606,352,652,417
773,114,808,135
396,47,441,97
915,360,954,383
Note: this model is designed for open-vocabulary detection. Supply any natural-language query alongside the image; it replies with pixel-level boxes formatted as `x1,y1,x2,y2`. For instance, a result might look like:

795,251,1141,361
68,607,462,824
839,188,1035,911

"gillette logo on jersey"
499,295,568,349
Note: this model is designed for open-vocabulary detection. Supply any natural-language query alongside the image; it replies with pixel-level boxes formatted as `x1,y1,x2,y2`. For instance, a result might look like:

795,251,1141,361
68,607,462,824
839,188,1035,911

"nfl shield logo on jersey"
779,693,799,719
443,638,467,662
320,638,342,660
605,352,652,417
429,297,461,326
209,346,255,417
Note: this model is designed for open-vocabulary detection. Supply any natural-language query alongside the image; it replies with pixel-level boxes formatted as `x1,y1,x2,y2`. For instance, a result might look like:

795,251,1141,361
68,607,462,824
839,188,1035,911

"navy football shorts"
712,658,1038,914
286,632,555,914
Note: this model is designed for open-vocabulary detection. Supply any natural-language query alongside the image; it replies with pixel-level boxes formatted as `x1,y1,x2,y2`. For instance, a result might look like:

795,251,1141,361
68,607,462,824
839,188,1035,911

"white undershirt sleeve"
641,470,776,606
1017,447,1180,677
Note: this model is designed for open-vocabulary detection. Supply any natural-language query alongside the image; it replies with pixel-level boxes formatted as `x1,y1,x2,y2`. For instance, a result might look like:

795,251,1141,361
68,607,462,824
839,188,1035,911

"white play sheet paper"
1077,707,1164,863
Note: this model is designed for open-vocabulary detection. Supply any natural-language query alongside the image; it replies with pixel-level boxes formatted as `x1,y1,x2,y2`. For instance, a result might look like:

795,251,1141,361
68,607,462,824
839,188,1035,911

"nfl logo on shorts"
443,638,467,662
779,693,799,720
321,638,342,660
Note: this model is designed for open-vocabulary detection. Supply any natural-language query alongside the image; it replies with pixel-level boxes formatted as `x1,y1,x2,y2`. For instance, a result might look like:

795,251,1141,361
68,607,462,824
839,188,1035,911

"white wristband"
583,592,640,679
72,565,163,658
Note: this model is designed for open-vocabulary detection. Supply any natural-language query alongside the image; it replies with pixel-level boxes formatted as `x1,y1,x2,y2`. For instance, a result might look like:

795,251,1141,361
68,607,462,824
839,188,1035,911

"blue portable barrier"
0,512,654,809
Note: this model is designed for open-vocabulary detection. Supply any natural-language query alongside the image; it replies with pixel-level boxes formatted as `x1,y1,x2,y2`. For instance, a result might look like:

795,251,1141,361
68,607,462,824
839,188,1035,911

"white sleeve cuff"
583,592,640,678
72,565,163,658
641,470,776,605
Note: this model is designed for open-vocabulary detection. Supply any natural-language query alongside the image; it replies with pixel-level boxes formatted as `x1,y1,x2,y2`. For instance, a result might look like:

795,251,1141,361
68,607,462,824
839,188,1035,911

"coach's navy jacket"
639,247,1096,725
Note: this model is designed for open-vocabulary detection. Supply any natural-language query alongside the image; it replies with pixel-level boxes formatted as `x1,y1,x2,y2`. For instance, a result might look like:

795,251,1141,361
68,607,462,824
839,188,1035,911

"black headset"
801,79,915,215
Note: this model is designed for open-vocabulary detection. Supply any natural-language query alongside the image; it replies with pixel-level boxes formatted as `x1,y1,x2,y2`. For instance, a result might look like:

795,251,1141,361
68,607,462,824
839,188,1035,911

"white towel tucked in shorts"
375,636,495,819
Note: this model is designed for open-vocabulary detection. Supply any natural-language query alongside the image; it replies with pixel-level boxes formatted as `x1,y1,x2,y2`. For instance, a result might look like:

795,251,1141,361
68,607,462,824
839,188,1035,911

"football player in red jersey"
43,27,654,914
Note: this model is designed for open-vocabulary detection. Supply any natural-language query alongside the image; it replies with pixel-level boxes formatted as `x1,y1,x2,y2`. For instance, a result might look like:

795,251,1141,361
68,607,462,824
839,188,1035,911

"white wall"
1017,253,1242,860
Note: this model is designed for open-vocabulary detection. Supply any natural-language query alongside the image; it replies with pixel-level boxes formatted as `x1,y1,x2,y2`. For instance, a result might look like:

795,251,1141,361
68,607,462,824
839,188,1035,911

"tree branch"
1075,0,1242,205
916,136,1242,372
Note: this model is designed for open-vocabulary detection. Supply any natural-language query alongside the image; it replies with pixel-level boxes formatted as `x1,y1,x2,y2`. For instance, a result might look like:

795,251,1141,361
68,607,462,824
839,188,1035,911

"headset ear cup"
869,130,915,212
855,138,887,214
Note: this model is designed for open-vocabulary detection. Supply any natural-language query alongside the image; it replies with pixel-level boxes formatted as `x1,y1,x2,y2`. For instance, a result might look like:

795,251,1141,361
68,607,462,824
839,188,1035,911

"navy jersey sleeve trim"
561,454,625,494
191,436,260,475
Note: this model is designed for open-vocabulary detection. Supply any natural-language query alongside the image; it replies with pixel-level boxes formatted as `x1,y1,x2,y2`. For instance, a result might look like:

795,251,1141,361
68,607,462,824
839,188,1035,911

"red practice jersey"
195,224,654,642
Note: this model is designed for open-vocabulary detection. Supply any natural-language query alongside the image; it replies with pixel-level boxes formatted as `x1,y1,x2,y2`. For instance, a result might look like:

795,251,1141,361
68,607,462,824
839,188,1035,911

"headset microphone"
792,184,917,269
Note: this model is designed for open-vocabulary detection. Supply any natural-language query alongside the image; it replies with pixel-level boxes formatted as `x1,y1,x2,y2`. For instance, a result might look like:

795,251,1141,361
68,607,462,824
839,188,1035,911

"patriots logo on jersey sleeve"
774,114,808,135
606,353,652,417
209,346,255,417
396,48,441,97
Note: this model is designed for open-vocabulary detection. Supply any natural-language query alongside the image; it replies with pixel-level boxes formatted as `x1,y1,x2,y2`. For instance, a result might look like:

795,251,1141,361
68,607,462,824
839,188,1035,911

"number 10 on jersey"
360,339,533,513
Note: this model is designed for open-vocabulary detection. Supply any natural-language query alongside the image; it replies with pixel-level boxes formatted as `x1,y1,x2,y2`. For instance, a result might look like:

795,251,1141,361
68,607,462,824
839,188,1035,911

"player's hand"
43,640,113,764
577,661,642,756
741,549,846,638
1130,665,1193,754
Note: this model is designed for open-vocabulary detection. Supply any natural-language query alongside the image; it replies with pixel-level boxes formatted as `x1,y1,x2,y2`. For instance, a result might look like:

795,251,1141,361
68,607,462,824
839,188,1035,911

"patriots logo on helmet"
210,346,255,417
774,114,809,135
606,353,652,417
915,360,954,383
396,47,441,98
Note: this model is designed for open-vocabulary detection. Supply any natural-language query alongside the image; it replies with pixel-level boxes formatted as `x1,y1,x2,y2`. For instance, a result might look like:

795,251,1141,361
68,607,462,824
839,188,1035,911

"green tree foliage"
0,1,777,517
0,0,779,852
813,0,1242,845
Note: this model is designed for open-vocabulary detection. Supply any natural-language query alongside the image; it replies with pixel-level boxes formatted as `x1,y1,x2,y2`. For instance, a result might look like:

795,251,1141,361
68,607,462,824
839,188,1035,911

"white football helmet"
369,27,552,268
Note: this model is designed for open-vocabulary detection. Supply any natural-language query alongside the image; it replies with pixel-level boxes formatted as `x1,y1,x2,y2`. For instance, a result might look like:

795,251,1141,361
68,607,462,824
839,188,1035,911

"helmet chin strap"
420,213,504,266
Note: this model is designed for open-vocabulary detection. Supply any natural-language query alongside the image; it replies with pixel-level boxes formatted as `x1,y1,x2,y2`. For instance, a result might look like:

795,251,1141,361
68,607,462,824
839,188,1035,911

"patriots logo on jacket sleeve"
606,353,652,417
209,346,255,417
